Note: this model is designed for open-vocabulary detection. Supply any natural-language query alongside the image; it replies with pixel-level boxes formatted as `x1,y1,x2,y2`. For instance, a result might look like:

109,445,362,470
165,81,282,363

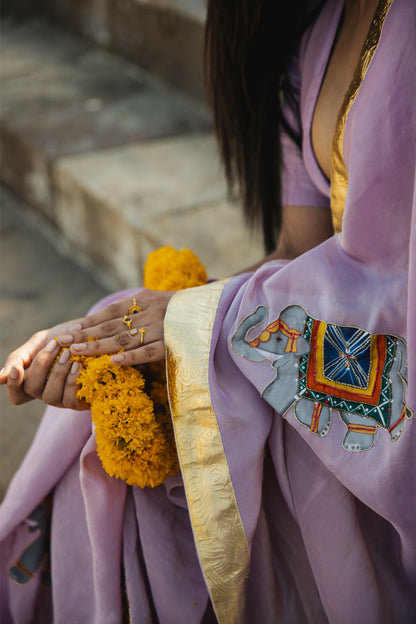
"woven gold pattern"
165,280,250,624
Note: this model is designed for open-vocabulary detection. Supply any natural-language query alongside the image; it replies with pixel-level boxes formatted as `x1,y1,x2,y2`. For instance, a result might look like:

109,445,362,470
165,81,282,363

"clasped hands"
0,289,173,410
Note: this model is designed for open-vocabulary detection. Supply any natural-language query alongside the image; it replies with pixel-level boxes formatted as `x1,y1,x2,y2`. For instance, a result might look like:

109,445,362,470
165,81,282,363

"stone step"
1,17,263,289
38,0,207,101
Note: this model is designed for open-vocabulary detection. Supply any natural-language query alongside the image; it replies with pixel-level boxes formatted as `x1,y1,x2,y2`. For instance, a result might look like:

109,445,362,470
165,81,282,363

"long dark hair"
205,1,321,253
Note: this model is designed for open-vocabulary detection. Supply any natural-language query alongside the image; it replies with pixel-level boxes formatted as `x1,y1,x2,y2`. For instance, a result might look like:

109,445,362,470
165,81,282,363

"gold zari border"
165,280,250,624
331,0,393,233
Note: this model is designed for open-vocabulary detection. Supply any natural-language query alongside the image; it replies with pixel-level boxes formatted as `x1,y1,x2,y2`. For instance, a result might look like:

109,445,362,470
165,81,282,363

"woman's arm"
242,204,333,272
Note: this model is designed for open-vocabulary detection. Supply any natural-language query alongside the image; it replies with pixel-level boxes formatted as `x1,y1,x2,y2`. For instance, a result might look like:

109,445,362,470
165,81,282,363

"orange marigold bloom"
144,246,207,291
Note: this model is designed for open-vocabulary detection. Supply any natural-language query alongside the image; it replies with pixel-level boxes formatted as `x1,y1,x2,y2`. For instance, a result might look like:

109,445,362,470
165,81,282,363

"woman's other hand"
10,341,89,410
0,319,84,405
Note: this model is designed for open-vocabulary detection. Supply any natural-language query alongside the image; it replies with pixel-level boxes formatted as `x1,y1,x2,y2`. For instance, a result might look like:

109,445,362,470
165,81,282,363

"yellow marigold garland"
69,247,206,488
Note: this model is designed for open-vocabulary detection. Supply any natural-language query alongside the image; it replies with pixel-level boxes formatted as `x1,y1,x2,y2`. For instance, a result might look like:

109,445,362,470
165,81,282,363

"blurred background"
0,0,263,497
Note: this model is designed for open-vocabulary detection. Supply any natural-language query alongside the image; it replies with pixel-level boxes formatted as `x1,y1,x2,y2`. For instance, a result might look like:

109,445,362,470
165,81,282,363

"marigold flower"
144,246,207,290
68,247,207,488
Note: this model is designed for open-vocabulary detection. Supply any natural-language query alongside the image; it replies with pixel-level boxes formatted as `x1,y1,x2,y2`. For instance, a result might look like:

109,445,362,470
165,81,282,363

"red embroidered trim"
347,423,377,434
388,405,407,434
310,402,323,433
13,560,34,579
249,318,301,352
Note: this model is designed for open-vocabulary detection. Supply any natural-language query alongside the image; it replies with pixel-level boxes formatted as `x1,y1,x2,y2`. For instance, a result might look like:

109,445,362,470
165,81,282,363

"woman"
1,0,415,622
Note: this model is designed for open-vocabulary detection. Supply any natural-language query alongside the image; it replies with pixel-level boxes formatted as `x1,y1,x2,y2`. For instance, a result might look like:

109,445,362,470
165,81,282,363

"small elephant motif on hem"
231,304,413,452
8,497,52,586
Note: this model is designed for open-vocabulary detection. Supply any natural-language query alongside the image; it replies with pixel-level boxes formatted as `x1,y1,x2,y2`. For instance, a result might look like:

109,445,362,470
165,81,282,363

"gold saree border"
331,0,393,233
165,280,250,624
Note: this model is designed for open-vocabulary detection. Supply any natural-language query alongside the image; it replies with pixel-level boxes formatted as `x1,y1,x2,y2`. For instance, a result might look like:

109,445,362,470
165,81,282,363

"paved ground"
0,188,108,500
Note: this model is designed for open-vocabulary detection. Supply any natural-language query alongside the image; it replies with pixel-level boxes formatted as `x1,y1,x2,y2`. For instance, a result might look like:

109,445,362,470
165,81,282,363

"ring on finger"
123,315,133,330
128,298,141,315
139,328,147,346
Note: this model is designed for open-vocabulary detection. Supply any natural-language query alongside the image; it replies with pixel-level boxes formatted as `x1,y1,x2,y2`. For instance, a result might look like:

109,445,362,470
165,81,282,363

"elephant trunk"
231,306,268,361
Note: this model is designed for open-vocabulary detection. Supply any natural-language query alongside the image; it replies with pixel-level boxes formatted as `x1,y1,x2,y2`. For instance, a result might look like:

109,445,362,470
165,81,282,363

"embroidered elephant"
9,497,51,585
231,305,412,452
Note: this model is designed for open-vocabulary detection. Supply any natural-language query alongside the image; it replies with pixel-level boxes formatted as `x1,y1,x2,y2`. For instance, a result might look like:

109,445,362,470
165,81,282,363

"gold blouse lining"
330,0,393,233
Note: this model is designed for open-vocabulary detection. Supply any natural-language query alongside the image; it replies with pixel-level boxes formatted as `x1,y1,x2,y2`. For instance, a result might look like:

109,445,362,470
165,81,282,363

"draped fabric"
0,1,415,623
165,1,416,621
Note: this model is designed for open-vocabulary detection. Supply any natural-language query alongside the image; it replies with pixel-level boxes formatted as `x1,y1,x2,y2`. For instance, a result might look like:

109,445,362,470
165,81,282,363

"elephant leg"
294,399,331,437
389,405,412,441
388,339,412,441
340,412,376,452
262,375,298,416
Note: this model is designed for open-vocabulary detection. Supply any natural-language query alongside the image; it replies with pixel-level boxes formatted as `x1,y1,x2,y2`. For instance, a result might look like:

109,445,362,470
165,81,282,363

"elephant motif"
9,497,51,585
231,305,413,452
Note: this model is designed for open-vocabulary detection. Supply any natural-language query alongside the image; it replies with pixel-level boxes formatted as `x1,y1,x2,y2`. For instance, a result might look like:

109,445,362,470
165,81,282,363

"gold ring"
130,328,138,336
128,298,141,315
123,315,133,330
139,327,147,346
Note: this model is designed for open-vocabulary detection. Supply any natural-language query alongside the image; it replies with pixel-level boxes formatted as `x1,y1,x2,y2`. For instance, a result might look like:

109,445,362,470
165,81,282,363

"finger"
23,340,61,400
78,293,145,331
57,317,128,347
0,330,49,384
70,324,160,356
0,321,83,383
40,347,73,407
56,291,170,347
62,362,90,411
6,365,35,405
110,340,165,366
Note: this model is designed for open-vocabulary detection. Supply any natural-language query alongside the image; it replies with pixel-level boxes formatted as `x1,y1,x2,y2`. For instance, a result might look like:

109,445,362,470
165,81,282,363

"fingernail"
9,366,18,379
58,334,75,344
44,340,58,353
69,322,82,331
58,349,70,364
0,367,5,375
111,354,125,364
70,361,80,375
71,343,87,352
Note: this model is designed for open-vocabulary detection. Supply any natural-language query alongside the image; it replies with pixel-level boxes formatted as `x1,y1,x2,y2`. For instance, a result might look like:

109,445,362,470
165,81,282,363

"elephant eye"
276,337,282,342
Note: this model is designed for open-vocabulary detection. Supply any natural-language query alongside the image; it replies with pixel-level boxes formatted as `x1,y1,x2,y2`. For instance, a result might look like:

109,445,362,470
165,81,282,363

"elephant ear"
231,305,268,361
296,336,311,356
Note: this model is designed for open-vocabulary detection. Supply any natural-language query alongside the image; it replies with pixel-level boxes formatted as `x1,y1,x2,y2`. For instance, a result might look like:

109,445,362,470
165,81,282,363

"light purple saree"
1,1,415,622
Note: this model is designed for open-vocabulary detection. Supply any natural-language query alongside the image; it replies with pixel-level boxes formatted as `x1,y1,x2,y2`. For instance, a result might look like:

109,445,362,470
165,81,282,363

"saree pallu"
165,1,416,622
1,1,415,622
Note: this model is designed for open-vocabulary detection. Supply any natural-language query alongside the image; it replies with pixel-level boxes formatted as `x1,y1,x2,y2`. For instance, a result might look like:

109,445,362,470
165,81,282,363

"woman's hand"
2,289,174,408
59,289,174,365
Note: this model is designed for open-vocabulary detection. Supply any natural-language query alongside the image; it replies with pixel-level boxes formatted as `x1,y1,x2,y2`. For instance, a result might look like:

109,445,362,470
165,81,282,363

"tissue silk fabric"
1,1,415,623
165,1,416,622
